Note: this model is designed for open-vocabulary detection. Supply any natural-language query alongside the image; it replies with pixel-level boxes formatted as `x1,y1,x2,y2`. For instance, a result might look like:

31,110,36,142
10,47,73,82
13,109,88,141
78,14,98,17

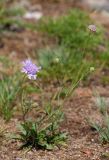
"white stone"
83,0,109,11
24,11,43,20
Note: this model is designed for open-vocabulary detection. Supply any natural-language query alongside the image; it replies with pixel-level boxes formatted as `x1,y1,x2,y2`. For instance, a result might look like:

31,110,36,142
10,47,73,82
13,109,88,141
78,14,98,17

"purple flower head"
88,24,96,32
21,59,41,80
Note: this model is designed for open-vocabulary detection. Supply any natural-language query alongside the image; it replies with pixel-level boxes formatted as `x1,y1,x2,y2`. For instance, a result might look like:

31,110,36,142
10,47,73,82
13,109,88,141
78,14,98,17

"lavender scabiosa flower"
21,59,41,80
88,25,96,32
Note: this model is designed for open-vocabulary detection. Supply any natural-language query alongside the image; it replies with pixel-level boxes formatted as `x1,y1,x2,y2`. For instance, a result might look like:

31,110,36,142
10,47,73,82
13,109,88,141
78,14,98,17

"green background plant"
37,9,109,83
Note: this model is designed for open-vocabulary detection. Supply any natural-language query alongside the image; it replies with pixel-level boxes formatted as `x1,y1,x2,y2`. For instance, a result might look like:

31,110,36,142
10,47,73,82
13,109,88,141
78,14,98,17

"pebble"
82,0,109,11
24,11,43,20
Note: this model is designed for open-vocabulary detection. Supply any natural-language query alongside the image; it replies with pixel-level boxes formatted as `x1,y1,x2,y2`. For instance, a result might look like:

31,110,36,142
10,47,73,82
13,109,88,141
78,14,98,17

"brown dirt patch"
0,87,109,160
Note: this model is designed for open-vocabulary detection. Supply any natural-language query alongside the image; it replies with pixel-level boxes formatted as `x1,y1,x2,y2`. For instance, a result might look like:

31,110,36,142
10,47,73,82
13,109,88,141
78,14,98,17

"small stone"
24,11,43,20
